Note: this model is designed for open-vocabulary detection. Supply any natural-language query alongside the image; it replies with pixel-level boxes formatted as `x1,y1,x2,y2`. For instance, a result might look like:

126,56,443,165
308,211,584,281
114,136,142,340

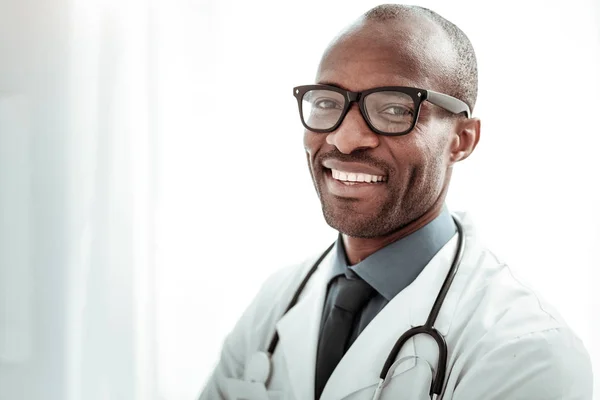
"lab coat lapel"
412,212,479,338
275,248,335,400
409,231,464,337
320,232,462,400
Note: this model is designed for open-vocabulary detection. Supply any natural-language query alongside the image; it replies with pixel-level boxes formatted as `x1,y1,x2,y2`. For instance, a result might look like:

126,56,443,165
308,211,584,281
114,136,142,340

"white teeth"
330,169,385,183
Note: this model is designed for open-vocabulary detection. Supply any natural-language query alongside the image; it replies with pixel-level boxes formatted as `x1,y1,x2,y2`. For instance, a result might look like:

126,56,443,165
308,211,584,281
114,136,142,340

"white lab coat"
199,212,593,400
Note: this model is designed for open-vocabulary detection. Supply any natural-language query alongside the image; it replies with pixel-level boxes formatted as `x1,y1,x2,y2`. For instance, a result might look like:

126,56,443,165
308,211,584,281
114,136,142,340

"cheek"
386,130,449,189
304,131,324,158
304,131,322,178
303,131,311,153
386,133,434,171
411,122,452,164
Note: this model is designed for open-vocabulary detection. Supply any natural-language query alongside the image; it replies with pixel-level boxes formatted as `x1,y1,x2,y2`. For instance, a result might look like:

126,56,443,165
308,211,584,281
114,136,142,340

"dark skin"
304,16,481,265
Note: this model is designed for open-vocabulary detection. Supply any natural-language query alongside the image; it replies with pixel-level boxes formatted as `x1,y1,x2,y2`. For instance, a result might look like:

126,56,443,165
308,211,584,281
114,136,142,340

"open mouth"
325,168,387,185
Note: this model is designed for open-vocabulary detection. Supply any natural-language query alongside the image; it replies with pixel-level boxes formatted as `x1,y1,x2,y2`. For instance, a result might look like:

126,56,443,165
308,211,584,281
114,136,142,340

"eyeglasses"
293,84,471,136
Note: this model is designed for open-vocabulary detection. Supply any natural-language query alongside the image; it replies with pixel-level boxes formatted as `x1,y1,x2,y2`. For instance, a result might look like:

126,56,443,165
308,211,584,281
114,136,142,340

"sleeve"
452,328,593,400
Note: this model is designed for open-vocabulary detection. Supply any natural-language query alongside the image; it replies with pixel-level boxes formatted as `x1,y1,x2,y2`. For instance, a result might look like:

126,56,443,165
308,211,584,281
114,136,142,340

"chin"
322,203,390,239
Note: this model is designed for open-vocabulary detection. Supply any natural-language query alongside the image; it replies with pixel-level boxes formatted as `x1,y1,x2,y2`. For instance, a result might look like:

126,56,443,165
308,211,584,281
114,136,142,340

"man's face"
304,19,459,238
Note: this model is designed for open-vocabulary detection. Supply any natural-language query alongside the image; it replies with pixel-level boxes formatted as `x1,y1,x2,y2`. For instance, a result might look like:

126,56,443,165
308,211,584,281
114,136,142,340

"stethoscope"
243,215,466,400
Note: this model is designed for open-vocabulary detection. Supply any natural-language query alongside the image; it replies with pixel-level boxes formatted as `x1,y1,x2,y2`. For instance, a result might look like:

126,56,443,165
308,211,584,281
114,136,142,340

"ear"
449,117,481,164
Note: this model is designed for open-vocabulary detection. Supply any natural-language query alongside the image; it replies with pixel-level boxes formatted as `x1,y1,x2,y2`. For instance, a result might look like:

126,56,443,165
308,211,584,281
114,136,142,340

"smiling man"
199,5,592,400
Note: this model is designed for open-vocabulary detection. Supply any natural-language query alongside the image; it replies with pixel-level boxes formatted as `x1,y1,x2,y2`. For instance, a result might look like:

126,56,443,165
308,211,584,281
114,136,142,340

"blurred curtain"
0,0,73,398
0,0,159,398
66,0,158,399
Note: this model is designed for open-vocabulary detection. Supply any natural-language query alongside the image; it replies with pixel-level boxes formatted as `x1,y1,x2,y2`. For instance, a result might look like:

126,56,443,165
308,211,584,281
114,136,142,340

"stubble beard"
316,168,440,239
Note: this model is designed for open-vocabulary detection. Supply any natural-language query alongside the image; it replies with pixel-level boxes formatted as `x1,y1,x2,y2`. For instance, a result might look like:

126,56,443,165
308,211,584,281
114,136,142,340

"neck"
342,202,445,266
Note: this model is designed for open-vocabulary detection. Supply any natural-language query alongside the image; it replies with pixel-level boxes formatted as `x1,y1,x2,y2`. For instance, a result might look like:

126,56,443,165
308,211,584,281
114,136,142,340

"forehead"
316,18,454,91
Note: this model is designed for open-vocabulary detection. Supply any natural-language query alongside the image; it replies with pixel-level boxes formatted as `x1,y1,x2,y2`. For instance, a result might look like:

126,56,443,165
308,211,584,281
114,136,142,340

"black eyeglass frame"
293,84,471,136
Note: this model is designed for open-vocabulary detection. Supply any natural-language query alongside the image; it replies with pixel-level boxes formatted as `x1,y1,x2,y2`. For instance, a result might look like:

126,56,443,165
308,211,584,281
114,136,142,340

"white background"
0,0,598,399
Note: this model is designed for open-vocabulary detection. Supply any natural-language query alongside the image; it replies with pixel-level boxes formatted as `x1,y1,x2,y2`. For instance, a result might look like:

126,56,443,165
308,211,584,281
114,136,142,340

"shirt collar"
326,206,457,301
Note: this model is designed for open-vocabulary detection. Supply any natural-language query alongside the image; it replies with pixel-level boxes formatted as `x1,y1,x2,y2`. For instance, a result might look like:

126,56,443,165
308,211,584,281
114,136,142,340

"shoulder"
450,323,593,398
253,248,325,312
464,246,577,340
448,239,593,397
455,240,585,349
448,250,593,400
226,248,328,349
453,213,578,338
205,249,328,388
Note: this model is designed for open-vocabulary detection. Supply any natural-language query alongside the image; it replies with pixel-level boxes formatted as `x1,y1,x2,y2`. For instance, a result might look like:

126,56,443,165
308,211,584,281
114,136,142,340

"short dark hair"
364,4,478,112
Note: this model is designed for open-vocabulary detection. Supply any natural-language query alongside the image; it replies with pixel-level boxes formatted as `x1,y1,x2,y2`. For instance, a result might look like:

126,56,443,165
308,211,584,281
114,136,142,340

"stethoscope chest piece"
244,351,272,384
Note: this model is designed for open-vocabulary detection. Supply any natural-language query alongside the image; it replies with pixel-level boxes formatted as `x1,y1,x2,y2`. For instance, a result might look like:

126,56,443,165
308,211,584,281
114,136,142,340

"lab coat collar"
325,206,457,302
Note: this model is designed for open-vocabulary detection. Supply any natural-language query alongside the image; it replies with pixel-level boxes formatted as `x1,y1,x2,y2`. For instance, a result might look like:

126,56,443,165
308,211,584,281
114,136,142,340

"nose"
326,104,380,154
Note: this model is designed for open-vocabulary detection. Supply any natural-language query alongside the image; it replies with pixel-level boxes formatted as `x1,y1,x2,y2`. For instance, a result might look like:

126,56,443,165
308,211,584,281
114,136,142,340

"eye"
314,98,343,110
380,105,414,117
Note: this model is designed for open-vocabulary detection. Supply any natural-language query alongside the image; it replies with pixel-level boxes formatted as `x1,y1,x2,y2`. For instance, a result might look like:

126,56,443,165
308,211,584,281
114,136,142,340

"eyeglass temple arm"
427,91,471,118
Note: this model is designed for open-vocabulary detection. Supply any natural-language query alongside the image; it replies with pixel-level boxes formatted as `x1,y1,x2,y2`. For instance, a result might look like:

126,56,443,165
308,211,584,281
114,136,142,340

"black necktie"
314,276,375,399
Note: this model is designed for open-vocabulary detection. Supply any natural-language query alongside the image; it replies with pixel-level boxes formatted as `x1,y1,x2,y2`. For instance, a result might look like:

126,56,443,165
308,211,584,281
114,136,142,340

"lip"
322,160,387,177
323,168,386,198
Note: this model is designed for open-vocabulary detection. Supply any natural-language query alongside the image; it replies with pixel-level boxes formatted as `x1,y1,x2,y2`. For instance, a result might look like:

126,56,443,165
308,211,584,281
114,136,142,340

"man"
200,4,593,399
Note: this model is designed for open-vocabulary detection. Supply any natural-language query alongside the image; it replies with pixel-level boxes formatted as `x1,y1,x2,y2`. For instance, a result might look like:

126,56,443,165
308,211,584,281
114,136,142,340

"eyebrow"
316,81,348,90
315,82,417,93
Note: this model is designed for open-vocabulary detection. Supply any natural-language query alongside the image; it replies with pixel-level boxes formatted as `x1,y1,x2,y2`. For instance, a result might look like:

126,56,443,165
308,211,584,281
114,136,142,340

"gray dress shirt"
319,206,457,348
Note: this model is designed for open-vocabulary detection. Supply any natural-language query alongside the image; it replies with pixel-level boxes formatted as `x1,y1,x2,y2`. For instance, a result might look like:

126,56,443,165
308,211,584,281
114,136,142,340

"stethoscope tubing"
380,215,465,396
